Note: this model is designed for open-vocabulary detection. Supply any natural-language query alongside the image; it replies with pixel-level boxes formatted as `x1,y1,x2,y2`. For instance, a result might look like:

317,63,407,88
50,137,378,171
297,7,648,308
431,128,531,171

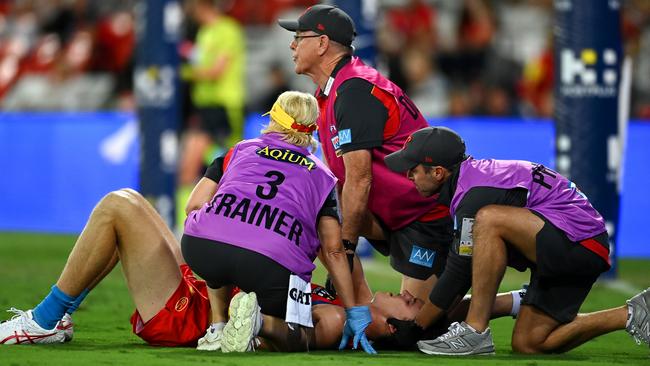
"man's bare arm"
318,216,357,308
341,149,373,244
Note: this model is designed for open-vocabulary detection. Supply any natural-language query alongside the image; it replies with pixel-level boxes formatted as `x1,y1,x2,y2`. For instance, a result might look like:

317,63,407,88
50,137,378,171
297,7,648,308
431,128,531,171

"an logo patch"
256,146,316,171
409,245,436,268
331,135,340,150
338,129,352,145
175,296,189,312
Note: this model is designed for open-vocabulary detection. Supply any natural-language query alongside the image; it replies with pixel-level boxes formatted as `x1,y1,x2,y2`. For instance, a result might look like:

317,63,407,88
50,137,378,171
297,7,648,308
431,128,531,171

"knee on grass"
511,334,550,354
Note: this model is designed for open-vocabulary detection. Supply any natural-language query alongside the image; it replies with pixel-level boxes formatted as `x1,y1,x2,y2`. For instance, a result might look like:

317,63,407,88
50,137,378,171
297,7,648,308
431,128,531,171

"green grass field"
0,232,648,365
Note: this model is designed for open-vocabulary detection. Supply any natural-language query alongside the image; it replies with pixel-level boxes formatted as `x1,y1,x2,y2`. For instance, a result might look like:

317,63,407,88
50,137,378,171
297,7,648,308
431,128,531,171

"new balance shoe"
56,313,74,342
0,308,65,345
417,321,495,356
626,287,650,347
196,322,225,351
221,292,263,353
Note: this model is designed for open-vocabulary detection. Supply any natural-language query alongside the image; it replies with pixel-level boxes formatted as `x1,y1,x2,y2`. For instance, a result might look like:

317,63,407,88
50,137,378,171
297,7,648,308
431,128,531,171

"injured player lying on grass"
0,189,523,350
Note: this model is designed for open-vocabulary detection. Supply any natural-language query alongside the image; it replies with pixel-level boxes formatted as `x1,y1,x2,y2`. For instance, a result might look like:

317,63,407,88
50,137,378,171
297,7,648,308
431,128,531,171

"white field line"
359,259,645,297
598,279,645,297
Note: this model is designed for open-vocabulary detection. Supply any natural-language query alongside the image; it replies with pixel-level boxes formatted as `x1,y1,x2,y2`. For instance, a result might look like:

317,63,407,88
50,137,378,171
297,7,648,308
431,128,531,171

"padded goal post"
554,0,625,277
134,0,183,228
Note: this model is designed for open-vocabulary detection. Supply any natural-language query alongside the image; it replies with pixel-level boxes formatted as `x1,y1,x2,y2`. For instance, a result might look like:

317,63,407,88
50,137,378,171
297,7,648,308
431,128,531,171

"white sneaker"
196,322,225,351
221,292,263,353
56,313,74,342
0,308,65,345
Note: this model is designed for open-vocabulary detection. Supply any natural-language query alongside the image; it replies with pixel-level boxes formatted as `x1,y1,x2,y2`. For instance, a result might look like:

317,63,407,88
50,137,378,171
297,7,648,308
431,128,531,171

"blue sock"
66,288,89,314
32,285,76,330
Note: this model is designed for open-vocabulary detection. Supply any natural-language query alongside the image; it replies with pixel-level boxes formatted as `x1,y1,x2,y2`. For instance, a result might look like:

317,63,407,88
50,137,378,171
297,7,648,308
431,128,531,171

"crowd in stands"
0,0,649,119
0,0,135,110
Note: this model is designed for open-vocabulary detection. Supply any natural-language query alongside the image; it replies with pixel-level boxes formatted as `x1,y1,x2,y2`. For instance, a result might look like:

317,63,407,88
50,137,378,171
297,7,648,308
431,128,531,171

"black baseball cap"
278,5,356,47
385,127,467,172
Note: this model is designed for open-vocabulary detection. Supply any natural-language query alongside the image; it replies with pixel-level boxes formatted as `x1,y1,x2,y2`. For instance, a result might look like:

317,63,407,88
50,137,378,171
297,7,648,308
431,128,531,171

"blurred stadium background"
0,0,649,363
1,0,648,257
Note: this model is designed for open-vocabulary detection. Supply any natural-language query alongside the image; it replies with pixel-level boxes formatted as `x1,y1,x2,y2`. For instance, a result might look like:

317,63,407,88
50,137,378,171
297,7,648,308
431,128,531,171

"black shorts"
195,106,231,140
181,234,290,318
522,211,610,323
367,217,453,280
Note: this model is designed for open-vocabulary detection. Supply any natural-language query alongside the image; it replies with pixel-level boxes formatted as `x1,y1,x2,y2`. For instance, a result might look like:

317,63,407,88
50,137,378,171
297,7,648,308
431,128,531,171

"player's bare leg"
57,188,183,322
447,290,522,322
196,286,232,351
206,287,229,324
0,189,184,344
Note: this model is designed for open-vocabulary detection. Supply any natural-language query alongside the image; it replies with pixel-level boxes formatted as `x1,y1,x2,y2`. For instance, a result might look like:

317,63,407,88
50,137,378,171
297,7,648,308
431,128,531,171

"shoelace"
199,324,224,345
204,330,222,343
438,322,465,341
627,319,646,346
57,314,73,329
6,308,27,323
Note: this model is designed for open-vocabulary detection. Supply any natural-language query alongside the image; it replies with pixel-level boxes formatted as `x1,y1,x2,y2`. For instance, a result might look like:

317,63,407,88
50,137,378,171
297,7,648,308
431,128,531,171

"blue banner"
1,114,649,258
0,112,139,233
554,0,623,276
134,0,183,227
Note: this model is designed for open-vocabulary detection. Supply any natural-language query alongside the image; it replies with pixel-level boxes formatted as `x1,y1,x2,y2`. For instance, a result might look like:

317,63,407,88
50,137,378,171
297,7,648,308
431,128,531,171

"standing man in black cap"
384,126,650,355
278,4,455,352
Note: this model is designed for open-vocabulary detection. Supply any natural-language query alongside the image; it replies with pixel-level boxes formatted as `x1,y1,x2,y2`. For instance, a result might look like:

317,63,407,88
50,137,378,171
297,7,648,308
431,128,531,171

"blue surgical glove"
338,305,377,354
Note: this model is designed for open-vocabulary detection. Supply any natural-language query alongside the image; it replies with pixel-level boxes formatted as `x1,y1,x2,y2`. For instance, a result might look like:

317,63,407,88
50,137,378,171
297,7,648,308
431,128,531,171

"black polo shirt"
318,56,400,154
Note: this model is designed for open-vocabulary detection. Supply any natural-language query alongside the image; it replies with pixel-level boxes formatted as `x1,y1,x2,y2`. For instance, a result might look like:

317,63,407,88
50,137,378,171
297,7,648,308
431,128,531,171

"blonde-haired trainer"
261,91,319,151
181,91,373,353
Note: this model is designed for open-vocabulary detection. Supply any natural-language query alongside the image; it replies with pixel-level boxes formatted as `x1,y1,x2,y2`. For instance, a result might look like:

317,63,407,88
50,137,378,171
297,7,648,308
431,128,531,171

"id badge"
458,217,474,257
285,275,313,327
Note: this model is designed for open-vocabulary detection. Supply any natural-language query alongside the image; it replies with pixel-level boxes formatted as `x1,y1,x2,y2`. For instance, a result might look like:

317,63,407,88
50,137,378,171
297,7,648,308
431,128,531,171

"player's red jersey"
310,284,342,306
130,264,210,347
131,271,341,347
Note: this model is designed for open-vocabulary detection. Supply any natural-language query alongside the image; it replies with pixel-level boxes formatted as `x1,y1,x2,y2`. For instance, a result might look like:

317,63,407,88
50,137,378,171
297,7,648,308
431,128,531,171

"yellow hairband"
262,102,317,133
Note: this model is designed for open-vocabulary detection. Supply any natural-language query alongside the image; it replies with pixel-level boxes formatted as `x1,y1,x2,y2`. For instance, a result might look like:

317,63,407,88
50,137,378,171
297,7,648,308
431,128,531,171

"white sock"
210,322,226,333
510,290,522,318
463,322,489,334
